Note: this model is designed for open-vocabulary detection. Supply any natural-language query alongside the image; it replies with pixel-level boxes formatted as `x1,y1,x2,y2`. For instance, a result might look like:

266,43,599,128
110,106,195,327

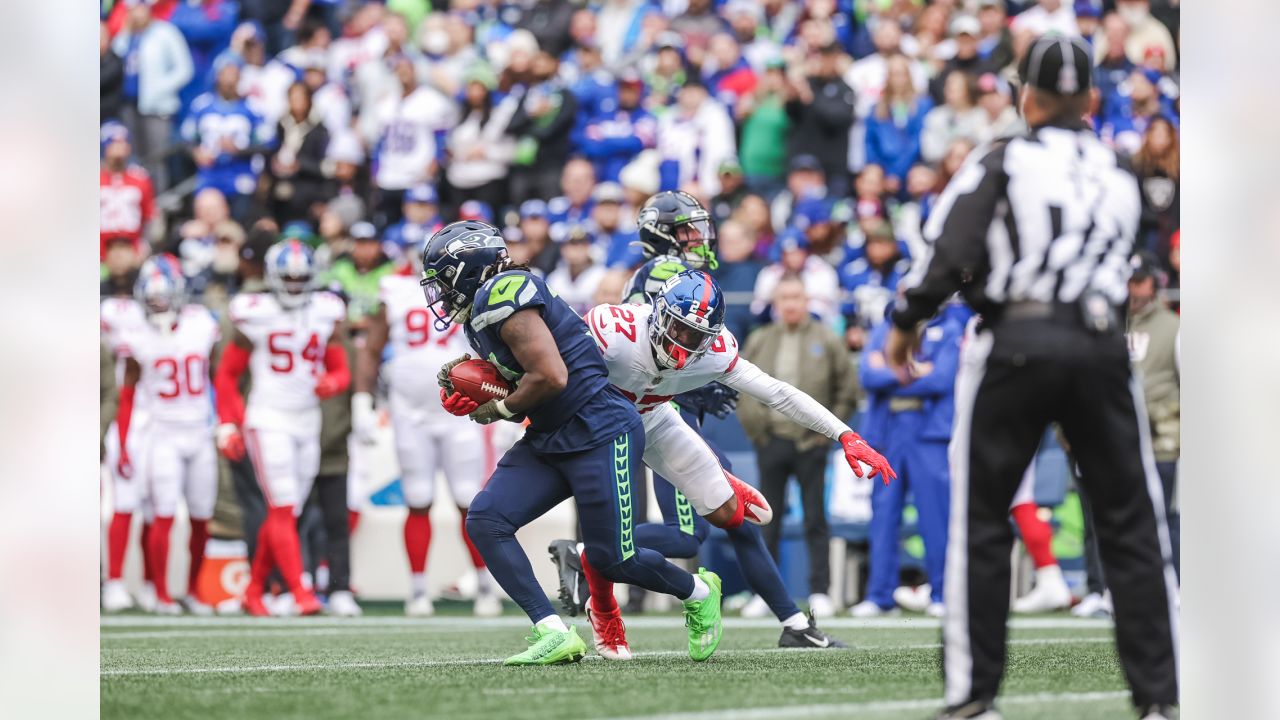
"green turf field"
101,607,1133,719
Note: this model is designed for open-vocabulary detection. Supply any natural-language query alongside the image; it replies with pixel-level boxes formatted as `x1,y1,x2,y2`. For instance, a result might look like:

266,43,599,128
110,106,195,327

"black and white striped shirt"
890,119,1141,330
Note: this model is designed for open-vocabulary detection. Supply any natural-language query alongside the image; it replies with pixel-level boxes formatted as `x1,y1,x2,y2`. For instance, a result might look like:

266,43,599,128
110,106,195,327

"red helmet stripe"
695,272,713,318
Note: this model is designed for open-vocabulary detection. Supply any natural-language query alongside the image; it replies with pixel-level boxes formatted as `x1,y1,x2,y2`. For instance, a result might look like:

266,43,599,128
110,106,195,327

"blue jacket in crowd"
180,90,275,197
864,97,933,185
578,103,658,183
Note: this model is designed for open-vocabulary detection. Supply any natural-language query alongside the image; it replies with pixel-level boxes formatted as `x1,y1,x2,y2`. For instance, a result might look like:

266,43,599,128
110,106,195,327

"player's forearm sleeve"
722,358,852,441
214,342,250,426
323,342,352,394
116,384,136,452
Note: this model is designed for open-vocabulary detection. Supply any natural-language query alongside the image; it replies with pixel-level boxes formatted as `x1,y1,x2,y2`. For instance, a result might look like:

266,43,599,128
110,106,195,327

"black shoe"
548,539,588,616
778,613,848,649
935,701,1002,719
1138,704,1175,719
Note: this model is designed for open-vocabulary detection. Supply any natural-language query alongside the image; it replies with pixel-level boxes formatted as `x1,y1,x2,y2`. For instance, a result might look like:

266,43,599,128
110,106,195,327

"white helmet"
134,254,187,331
264,239,315,309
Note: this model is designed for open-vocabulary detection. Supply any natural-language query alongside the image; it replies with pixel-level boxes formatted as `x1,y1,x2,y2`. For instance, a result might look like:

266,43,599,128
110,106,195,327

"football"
448,359,513,404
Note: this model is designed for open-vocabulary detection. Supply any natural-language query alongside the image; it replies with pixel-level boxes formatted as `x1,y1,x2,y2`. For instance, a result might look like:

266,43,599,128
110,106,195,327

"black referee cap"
1018,34,1092,96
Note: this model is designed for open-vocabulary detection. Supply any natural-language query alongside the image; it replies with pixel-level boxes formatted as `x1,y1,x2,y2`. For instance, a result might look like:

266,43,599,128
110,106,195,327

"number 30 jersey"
229,291,345,432
117,305,221,425
380,274,470,407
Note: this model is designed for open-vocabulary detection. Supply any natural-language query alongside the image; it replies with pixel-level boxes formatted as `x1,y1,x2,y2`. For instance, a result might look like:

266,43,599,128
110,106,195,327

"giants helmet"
420,221,508,330
264,239,315,309
635,191,718,270
648,270,726,370
134,254,187,329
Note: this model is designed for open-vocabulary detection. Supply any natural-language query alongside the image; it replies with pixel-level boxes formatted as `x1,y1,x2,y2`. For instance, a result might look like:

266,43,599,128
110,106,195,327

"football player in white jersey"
101,288,154,612
354,265,501,618
577,270,896,657
112,256,221,615
214,240,351,617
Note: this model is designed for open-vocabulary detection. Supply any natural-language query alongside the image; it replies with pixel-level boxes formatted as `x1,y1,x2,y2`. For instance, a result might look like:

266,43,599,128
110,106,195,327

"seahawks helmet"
420,221,508,330
648,270,726,370
134,254,187,330
264,239,315,309
623,255,691,304
635,191,718,270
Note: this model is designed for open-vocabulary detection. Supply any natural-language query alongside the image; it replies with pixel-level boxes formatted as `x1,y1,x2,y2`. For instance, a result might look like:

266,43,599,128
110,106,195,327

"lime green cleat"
503,624,588,666
683,568,723,662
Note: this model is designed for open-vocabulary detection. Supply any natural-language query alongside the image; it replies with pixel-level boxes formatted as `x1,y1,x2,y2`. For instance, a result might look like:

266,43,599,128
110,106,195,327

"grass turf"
102,606,1133,720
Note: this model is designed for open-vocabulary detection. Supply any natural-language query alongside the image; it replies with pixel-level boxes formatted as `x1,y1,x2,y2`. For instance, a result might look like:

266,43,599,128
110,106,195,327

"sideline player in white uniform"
113,256,221,615
214,240,351,617
577,270,896,656
354,268,501,617
101,288,154,612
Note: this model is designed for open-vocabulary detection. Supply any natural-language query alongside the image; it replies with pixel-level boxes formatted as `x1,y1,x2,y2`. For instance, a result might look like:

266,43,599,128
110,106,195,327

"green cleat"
683,568,723,662
503,624,588,666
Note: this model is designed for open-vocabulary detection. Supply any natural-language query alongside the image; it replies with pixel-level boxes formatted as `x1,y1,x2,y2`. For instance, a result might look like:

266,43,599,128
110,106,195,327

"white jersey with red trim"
380,274,470,407
117,305,220,425
585,302,853,440
230,291,345,433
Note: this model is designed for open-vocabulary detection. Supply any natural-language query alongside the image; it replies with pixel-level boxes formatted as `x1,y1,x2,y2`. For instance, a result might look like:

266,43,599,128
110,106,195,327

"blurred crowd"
101,0,1181,341
100,0,1180,613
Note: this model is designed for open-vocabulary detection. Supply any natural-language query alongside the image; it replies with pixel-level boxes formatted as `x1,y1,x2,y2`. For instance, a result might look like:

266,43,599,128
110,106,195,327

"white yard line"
101,615,1112,631
600,690,1131,720
101,639,1115,676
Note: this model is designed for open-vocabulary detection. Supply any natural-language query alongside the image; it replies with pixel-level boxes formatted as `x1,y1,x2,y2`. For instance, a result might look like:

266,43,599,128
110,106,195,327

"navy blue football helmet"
648,269,726,370
635,191,718,270
623,255,692,304
420,221,508,329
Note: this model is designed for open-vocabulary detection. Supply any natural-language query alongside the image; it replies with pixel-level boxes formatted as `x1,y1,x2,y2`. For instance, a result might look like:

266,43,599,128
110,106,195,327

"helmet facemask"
671,216,719,270
649,295,720,370
269,270,313,309
421,262,475,330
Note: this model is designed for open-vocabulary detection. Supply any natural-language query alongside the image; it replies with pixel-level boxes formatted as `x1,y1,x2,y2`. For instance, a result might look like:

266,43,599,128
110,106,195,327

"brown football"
448,359,513,404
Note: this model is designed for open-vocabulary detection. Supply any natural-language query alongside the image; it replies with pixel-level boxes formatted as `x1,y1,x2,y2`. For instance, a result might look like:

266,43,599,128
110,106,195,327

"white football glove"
352,392,378,445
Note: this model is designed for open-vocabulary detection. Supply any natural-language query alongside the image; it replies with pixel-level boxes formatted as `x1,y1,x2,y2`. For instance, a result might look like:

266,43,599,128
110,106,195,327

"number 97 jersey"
380,274,470,405
229,291,346,426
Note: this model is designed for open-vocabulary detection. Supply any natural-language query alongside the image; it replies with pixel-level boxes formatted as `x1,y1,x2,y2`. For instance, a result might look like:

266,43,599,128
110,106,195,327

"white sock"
535,615,569,632
684,575,711,602
477,567,494,594
410,572,428,597
781,612,810,631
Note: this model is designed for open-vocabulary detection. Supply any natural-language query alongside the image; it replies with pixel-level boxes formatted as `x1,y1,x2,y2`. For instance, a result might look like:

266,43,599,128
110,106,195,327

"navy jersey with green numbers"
465,270,640,453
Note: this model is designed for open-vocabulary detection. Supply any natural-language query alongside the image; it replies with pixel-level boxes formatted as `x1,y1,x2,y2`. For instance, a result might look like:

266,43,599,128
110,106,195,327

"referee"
885,36,1178,719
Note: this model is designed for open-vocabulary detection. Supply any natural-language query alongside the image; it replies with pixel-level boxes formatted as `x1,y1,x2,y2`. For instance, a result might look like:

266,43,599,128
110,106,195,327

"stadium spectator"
785,42,856,196
548,158,597,238
1098,69,1175,154
268,82,330,226
182,59,275,222
840,219,906,352
928,15,990,104
711,218,764,341
322,130,369,228
709,158,749,225
657,79,737,197
351,13,422,128
508,50,579,204
383,184,441,259
1133,116,1180,267
643,32,689,113
845,21,928,128
736,57,793,199
511,199,560,276
102,237,141,297
975,73,1022,143
921,70,985,165
321,222,396,334
445,66,518,214
864,55,931,196
365,54,455,226
1074,1,1103,45
975,0,1015,72
168,0,240,113
732,193,776,259
102,22,126,122
704,32,757,108
545,226,607,317
738,274,857,615
750,229,840,325
100,123,157,261
1011,0,1081,38
421,13,479,99
113,0,195,193
1094,12,1137,119
1097,0,1178,69
723,0,774,71
579,69,658,184
517,0,576,58
769,154,827,234
591,183,642,270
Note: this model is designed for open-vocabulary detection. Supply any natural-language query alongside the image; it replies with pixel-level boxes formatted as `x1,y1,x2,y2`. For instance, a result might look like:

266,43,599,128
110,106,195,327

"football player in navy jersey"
420,221,726,665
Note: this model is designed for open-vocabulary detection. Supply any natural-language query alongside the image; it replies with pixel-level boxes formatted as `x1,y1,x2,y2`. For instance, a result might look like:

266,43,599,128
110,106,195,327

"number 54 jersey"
228,291,346,434
380,274,471,410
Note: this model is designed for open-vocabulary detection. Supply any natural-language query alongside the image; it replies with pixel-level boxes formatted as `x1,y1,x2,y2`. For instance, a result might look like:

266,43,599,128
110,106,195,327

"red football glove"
116,448,133,480
217,423,246,462
840,431,897,485
440,388,479,416
315,373,346,400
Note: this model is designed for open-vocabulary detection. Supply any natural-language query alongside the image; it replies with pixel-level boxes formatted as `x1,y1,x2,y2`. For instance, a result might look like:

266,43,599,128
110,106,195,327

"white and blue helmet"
264,239,315,309
134,254,187,329
648,270,726,370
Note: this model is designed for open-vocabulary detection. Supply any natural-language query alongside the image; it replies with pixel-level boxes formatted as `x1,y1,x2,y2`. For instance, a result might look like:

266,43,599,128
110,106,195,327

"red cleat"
294,591,324,616
727,472,773,525
587,605,633,661
243,593,271,617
